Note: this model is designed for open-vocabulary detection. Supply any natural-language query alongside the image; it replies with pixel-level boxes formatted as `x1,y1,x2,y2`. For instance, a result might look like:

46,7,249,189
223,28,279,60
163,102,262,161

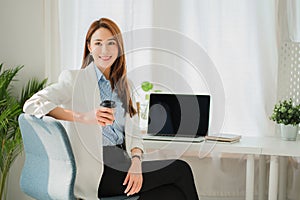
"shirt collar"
94,63,107,82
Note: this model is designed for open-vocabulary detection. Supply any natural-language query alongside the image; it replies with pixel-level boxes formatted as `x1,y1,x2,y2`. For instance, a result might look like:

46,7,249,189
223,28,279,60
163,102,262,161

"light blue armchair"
18,114,139,200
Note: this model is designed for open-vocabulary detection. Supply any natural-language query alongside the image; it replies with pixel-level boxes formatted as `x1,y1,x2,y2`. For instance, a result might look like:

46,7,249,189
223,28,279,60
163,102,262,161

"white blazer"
23,63,143,200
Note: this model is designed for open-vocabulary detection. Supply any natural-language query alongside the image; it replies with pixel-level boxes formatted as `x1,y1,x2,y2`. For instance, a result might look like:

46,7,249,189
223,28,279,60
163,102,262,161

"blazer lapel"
85,63,101,109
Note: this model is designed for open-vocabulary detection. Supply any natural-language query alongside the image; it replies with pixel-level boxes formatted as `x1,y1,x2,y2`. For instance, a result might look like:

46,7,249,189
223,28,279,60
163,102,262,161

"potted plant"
270,98,300,141
0,63,47,200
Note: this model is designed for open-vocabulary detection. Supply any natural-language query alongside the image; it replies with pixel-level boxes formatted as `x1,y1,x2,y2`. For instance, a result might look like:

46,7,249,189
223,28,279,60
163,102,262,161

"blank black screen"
147,94,210,137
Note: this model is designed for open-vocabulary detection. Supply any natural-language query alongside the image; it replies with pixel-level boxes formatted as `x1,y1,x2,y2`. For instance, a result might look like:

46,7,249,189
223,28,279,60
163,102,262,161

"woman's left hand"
123,158,143,196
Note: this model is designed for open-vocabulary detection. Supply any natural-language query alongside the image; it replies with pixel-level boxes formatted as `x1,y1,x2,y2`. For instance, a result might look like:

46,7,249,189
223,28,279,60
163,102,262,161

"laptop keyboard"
154,134,199,138
156,134,175,137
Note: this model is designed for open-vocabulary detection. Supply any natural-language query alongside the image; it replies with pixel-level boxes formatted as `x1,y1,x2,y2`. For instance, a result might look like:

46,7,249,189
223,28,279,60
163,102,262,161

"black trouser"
98,146,199,200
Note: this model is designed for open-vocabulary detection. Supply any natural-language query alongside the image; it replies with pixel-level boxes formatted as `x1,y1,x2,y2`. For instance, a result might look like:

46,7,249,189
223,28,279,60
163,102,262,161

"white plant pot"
280,124,299,141
139,102,149,131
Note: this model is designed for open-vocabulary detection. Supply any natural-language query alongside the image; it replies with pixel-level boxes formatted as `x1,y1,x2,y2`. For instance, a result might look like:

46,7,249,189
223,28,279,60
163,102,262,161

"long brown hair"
82,18,137,117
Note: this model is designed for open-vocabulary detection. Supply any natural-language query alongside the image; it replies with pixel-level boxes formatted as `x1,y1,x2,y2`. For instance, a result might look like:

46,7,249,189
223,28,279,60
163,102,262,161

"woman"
24,18,199,200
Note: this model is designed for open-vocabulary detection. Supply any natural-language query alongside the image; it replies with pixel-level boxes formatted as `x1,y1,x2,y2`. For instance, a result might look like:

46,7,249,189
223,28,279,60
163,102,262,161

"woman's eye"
108,41,116,45
95,42,102,46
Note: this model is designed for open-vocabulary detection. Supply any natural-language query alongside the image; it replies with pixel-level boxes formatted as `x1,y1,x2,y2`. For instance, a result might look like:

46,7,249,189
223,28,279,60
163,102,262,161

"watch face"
100,100,116,108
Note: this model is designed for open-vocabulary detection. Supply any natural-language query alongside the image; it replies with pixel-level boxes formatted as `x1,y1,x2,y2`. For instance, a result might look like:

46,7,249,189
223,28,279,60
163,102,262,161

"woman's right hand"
95,107,115,126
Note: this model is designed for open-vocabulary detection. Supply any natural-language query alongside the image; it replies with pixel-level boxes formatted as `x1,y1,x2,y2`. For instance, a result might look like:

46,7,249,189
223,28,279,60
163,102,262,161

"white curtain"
149,0,278,136
287,0,300,42
58,0,153,72
278,0,300,42
44,0,61,83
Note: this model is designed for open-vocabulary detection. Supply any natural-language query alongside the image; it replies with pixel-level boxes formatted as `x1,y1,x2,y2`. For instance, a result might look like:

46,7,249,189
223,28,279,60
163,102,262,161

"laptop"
143,93,210,142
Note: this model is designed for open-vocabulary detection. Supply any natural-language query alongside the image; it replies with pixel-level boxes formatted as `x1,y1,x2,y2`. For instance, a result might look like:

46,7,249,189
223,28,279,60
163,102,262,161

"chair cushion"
19,114,76,200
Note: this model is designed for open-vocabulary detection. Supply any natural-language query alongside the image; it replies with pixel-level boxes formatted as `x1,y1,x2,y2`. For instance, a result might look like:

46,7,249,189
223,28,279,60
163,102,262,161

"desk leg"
246,154,255,200
269,155,279,200
278,156,287,200
258,155,266,200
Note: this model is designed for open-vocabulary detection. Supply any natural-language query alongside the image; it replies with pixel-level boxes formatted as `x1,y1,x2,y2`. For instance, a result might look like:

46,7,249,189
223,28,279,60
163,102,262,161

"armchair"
18,114,138,200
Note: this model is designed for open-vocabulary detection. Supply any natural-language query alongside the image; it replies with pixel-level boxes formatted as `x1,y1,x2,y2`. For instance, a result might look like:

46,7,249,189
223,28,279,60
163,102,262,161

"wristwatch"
131,155,142,161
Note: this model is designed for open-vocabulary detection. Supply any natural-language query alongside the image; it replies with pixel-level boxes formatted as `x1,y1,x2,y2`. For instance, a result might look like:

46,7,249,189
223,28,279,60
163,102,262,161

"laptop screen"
147,94,210,137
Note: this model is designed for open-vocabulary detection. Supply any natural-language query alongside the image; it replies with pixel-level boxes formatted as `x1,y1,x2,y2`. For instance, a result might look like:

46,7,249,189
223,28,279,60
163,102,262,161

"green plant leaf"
270,98,300,125
19,78,47,106
141,81,153,92
0,64,23,101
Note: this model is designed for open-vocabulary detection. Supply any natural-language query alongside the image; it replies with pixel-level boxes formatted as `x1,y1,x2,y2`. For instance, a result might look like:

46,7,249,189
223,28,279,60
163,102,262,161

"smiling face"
88,28,119,74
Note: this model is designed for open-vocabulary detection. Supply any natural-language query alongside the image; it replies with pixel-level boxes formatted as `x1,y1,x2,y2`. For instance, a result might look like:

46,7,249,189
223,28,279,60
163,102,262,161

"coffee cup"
100,100,116,108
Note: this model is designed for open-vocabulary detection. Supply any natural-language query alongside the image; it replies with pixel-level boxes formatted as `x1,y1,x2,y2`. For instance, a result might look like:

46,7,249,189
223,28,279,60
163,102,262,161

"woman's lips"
100,56,112,61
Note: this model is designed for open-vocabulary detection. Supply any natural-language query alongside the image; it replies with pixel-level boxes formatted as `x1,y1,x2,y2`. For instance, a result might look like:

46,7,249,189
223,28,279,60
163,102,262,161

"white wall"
0,0,45,95
0,0,45,199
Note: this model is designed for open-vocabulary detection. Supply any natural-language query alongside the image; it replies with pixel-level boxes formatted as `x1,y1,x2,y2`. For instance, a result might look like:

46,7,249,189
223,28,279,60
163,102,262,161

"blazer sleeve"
23,70,75,117
125,80,144,153
125,111,144,153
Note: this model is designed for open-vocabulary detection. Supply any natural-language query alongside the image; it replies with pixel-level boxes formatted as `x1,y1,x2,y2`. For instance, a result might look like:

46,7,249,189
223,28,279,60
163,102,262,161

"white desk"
258,136,300,200
144,136,300,200
143,137,262,200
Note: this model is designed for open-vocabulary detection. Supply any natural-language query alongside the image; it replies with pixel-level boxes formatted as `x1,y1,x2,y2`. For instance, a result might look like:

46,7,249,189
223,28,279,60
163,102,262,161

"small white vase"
280,124,299,141
139,102,149,131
